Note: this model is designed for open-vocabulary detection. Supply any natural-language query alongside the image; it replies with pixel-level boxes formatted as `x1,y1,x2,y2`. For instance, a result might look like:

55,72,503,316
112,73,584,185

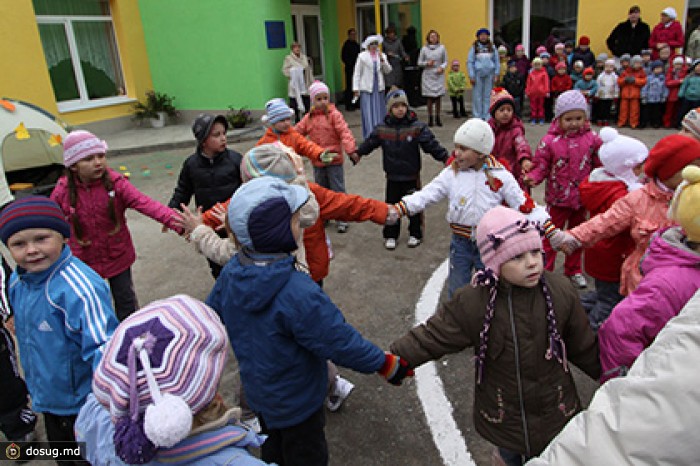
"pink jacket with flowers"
295,103,357,167
489,116,532,183
569,180,675,296
527,122,602,209
51,168,182,279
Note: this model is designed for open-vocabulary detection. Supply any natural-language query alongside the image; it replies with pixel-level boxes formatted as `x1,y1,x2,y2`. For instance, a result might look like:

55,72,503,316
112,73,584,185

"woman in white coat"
353,34,392,139
282,42,313,121
418,30,448,127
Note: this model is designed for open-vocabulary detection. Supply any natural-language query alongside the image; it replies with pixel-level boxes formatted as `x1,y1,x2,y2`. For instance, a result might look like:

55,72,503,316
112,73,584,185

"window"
33,0,127,112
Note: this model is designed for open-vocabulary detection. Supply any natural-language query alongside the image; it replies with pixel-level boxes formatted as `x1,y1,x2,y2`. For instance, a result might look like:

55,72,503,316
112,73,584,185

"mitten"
625,76,635,84
320,151,336,164
385,205,400,225
378,353,414,386
553,231,582,254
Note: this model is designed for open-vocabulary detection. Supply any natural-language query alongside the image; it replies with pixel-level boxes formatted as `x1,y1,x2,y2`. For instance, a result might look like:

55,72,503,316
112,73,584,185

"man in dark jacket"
606,5,651,57
341,28,361,111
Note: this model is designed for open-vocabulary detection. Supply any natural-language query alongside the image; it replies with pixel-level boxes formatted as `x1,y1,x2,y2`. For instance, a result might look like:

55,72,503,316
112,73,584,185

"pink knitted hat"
554,90,587,118
475,206,542,276
309,80,330,100
62,130,108,167
515,44,524,52
535,45,547,55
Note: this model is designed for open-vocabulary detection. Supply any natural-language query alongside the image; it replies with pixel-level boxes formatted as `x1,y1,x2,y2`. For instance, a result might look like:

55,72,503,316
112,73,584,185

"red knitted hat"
583,67,595,76
489,87,515,116
555,62,567,71
645,135,700,181
579,36,590,46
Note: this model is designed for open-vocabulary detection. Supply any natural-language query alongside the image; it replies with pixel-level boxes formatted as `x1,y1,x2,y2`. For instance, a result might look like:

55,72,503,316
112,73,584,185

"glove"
624,76,635,84
320,151,336,164
385,205,400,225
551,231,581,255
378,353,414,386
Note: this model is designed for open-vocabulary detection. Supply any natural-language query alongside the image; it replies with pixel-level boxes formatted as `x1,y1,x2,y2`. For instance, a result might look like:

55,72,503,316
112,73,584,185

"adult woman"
353,34,392,139
418,30,448,126
383,25,409,90
649,7,684,60
282,42,313,121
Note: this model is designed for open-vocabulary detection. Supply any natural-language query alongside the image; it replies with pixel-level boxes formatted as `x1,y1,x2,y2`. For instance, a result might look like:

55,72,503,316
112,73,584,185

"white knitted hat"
598,127,648,190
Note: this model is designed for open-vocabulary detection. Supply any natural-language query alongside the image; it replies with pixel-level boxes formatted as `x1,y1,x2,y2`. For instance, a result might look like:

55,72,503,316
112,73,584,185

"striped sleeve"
0,256,12,319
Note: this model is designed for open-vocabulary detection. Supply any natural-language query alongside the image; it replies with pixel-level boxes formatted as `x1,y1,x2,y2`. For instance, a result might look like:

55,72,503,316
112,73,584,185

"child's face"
653,66,664,75
70,153,106,183
584,74,593,81
541,57,549,65
272,118,292,134
533,62,542,70
642,55,651,63
559,109,587,134
453,144,485,170
579,45,589,51
313,93,329,110
515,50,524,58
621,60,630,68
494,104,514,125
202,122,227,156
659,48,671,60
508,65,517,74
632,61,642,70
574,64,583,73
7,228,65,273
565,45,573,54
605,63,615,72
452,63,460,72
557,68,567,75
674,62,683,71
500,249,544,288
390,103,408,119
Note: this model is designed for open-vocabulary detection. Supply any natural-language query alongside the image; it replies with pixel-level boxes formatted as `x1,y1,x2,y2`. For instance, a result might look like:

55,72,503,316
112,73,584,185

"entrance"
291,5,325,80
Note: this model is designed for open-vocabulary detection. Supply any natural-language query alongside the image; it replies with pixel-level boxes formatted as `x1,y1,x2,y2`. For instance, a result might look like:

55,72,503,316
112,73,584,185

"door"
291,5,325,80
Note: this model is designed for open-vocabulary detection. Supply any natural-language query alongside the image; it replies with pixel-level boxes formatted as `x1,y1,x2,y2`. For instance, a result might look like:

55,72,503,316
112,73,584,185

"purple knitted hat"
62,130,107,167
554,90,588,118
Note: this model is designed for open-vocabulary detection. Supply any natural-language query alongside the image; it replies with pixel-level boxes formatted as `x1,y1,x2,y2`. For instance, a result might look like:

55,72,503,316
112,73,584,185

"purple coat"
599,227,700,381
528,121,602,209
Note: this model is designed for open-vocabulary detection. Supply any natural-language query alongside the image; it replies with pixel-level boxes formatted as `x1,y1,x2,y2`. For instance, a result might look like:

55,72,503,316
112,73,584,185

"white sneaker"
570,273,588,289
326,376,355,412
407,236,422,248
240,416,262,433
385,238,396,250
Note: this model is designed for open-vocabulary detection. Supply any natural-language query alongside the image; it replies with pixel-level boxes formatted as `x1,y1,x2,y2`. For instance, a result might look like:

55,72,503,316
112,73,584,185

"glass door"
291,5,325,80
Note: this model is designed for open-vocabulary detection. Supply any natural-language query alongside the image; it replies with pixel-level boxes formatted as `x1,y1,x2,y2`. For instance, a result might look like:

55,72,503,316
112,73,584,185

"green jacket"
448,70,467,97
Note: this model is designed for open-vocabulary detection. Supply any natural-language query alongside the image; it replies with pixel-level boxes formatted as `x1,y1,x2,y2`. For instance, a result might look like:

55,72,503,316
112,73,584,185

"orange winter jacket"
257,127,326,163
617,68,647,99
202,182,387,282
295,104,357,167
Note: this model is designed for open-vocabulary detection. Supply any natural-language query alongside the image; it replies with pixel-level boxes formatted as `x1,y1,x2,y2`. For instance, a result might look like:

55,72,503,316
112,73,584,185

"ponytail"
66,170,121,246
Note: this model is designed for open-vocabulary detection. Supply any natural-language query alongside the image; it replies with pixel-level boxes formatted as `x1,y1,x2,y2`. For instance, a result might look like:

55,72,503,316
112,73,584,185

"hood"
641,227,700,275
579,171,628,213
489,115,524,132
226,252,296,314
384,109,418,125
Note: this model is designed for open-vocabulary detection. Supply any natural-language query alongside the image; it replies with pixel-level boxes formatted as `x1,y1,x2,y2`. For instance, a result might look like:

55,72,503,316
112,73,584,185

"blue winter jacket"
206,251,385,429
574,78,599,96
641,72,669,103
9,246,117,415
468,42,499,79
679,74,700,100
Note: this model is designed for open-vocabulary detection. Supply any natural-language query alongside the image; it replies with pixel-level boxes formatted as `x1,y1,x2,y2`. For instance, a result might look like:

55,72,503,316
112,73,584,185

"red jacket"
550,74,573,93
579,173,634,282
665,63,688,102
488,116,531,184
617,67,647,99
294,104,357,167
649,20,685,59
526,68,550,98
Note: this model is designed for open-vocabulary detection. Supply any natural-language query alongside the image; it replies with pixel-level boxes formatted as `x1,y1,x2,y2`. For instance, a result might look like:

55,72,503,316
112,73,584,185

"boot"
436,116,443,127
428,115,434,127
453,107,459,118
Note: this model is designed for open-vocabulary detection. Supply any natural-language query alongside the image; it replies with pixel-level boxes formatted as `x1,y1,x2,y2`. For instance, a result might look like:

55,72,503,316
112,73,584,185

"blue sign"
265,21,286,49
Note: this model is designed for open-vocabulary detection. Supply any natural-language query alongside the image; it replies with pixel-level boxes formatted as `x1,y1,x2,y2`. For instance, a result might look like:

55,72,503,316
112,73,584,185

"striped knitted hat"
309,80,330,100
63,130,108,167
0,196,70,244
261,98,294,125
241,143,297,183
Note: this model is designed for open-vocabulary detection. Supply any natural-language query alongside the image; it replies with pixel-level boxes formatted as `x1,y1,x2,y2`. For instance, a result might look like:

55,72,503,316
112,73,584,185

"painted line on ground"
414,259,476,466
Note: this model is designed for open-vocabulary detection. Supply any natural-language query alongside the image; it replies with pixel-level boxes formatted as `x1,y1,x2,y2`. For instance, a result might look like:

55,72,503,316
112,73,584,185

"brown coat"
390,271,600,456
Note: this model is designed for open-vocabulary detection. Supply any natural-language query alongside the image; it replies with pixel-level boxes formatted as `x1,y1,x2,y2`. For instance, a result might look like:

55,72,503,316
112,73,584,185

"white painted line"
414,259,476,466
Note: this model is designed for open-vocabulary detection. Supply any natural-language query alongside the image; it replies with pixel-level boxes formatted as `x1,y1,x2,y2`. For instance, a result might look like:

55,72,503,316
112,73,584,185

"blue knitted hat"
0,196,70,244
476,28,490,37
262,99,294,125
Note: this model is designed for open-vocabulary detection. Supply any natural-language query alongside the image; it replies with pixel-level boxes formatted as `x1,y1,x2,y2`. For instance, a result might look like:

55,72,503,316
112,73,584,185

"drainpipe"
375,0,381,36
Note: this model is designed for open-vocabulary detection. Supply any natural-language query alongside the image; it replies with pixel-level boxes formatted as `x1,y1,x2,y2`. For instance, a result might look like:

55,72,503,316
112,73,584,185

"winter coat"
356,110,448,181
678,74,700,101
257,126,326,164
9,246,117,415
467,41,499,80
579,170,634,282
514,55,530,78
599,227,700,381
550,74,572,94
569,180,676,296
571,48,595,68
687,28,700,60
606,19,651,57
641,72,669,103
665,65,688,102
52,168,182,279
206,253,385,429
525,68,549,98
448,70,468,97
488,117,532,181
649,20,685,60
617,67,647,99
528,122,602,209
295,103,357,166
574,78,598,98
390,271,600,456
502,71,525,98
167,148,243,212
596,71,620,99
352,50,392,93
570,70,583,86
383,36,408,88
529,289,700,466
419,44,448,97
282,52,313,98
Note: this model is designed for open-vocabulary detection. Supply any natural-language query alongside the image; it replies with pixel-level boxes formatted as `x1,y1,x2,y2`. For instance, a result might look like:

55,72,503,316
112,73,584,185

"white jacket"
528,289,700,466
596,71,619,99
352,50,392,93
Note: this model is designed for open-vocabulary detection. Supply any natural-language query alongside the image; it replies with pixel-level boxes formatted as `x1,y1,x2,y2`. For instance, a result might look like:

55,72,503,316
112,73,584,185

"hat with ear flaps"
598,127,649,191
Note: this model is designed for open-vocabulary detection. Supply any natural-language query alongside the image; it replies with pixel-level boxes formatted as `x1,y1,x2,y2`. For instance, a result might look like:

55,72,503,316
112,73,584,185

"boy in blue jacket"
206,177,412,466
0,197,118,463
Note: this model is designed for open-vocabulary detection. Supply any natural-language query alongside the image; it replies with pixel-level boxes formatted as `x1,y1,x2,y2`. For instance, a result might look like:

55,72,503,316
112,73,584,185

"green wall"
320,0,340,94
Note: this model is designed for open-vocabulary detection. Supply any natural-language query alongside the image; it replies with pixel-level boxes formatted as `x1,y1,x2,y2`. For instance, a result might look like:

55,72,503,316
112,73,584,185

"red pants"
663,100,679,128
617,98,640,128
544,205,587,275
530,96,545,120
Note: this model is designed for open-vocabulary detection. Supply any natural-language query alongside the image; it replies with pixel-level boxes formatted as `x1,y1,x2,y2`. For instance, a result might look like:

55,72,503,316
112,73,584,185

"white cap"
454,119,495,155
662,7,677,19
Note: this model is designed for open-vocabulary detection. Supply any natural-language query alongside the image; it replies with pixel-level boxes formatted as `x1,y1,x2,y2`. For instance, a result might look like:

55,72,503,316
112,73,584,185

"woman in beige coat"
283,42,313,121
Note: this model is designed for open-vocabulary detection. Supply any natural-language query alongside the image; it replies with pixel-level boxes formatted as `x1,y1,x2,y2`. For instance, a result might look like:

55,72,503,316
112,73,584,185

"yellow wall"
337,0,356,89
1,0,153,126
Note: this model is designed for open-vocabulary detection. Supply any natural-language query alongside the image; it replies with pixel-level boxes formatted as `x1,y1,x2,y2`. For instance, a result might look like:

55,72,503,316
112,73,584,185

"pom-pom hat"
645,135,700,181
0,196,70,244
192,114,228,145
454,119,495,156
670,166,700,242
598,127,649,190
489,87,515,116
554,90,587,118
261,99,294,125
62,130,107,167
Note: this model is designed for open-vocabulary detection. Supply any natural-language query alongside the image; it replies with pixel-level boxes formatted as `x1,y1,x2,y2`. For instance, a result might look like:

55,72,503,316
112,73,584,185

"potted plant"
226,106,253,129
133,91,179,128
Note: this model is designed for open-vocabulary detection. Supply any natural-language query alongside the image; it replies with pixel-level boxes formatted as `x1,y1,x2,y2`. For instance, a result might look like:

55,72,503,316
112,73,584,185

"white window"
33,0,129,113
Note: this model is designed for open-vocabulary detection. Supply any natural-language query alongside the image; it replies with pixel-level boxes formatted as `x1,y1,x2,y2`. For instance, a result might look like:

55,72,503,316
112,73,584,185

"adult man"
606,5,651,57
341,28,361,111
649,7,685,60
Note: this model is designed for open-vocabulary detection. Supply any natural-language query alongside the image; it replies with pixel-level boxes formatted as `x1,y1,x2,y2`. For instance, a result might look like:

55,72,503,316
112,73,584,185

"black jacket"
606,19,651,57
341,39,360,70
168,148,243,211
571,48,596,68
356,111,448,181
503,71,525,98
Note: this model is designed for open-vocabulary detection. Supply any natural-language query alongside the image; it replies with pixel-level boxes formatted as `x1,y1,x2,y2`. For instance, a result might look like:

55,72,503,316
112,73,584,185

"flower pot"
231,120,247,129
150,112,166,128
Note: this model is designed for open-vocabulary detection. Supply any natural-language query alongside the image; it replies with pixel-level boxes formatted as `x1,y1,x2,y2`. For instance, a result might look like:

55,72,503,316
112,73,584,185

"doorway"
291,4,325,80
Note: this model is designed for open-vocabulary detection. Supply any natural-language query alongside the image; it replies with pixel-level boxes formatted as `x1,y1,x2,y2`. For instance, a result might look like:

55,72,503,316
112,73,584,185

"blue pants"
448,235,484,298
313,164,346,194
472,75,493,120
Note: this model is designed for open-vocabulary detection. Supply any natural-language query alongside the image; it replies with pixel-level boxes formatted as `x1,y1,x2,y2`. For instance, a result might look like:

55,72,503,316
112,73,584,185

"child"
467,28,500,120
541,52,556,122
641,60,669,128
52,130,184,320
498,45,509,82
617,54,631,75
488,88,533,189
524,90,603,289
595,59,619,126
598,166,700,381
658,44,672,70
664,55,688,128
167,113,244,278
448,59,468,118
356,88,449,249
502,60,525,116
564,40,575,65
578,127,648,330
295,80,358,233
513,44,530,79
551,42,567,68
390,205,600,464
550,62,573,105
574,67,599,116
570,60,584,86
526,57,549,125
0,197,118,459
617,55,647,128
394,118,561,297
640,48,653,75
677,59,700,124
206,176,412,465
594,53,608,78
80,295,270,465
572,35,595,68
559,134,700,296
